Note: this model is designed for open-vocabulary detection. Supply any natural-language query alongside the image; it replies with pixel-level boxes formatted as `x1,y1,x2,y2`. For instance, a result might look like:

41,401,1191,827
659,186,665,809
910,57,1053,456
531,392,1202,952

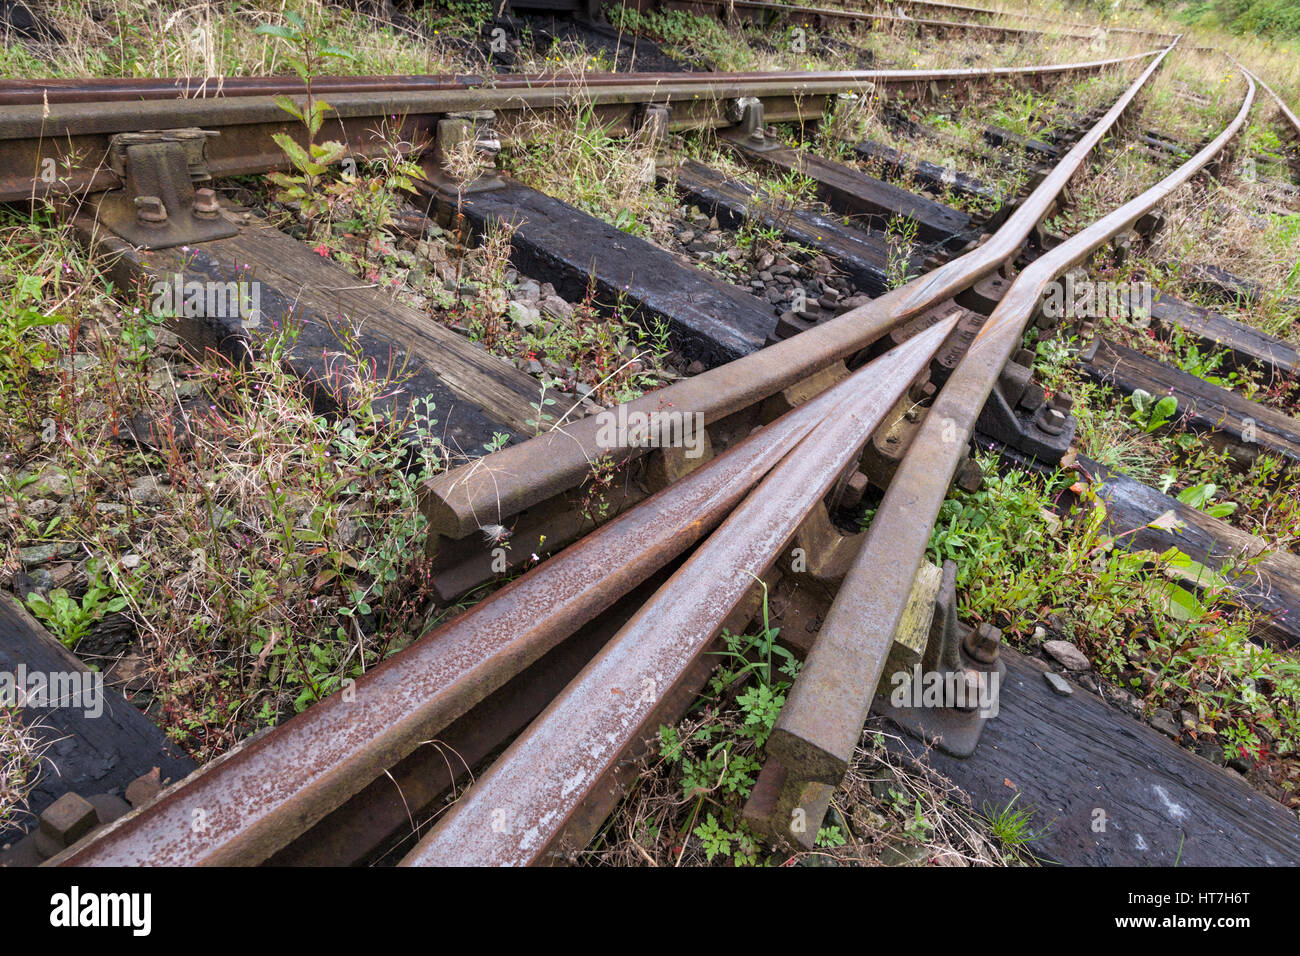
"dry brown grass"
0,706,50,835
0,0,474,79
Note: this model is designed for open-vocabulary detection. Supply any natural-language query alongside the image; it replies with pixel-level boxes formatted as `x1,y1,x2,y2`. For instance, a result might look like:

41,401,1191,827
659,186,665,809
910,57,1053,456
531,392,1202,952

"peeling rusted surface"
769,55,1255,785
398,317,957,867
419,50,1165,541
0,53,1155,203
46,329,918,867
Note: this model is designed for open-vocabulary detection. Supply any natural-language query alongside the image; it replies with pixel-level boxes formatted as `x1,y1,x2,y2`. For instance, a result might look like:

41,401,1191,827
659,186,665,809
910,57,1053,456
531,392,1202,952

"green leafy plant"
1129,388,1179,432
652,583,798,865
612,208,647,237
1176,481,1238,518
1168,329,1238,387
26,566,128,651
256,12,354,235
885,213,919,290
816,825,847,848
1,276,63,401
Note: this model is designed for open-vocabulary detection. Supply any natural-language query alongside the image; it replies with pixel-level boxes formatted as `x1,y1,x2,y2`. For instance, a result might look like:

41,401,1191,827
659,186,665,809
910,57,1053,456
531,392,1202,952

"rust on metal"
420,46,1165,542
46,329,925,867
398,317,958,867
769,58,1255,785
0,52,1156,203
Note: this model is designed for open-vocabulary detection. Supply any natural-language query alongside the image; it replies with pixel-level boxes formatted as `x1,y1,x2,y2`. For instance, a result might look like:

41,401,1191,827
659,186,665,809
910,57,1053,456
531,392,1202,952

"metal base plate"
871,657,1007,758
95,191,238,250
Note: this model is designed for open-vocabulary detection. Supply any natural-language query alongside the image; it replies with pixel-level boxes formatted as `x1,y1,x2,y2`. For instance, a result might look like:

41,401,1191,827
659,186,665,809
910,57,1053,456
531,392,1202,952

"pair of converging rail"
38,43,1264,865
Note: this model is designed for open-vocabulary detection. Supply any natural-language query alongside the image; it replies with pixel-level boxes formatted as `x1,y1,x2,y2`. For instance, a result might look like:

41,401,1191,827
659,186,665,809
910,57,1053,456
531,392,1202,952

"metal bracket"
96,128,237,250
872,560,1005,757
726,97,778,151
638,102,673,168
426,110,505,195
974,347,1076,463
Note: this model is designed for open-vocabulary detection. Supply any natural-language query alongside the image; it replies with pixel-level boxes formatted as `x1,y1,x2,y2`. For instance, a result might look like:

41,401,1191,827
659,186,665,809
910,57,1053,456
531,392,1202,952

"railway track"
2,3,1299,871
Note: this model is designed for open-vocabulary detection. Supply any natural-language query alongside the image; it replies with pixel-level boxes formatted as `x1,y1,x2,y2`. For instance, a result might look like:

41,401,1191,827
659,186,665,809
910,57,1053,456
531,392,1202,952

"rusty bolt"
1050,392,1075,415
835,471,871,511
39,792,99,849
135,195,167,224
1017,382,1046,413
963,622,1002,665
193,187,220,218
1039,406,1067,435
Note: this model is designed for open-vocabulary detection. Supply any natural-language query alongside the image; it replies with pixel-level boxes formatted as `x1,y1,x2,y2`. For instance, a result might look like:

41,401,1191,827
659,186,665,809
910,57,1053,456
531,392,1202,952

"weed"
0,706,49,836
981,792,1049,860
1129,388,1180,432
256,11,354,238
885,214,920,290
25,561,127,651
900,457,1300,793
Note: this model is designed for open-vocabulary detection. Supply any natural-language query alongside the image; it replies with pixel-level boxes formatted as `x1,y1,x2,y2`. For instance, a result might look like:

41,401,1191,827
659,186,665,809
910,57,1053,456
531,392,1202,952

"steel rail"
0,55,1156,120
1236,62,1300,139
398,317,959,867
48,42,1170,868
45,326,934,867
857,0,1177,39
769,64,1257,786
0,57,1150,106
421,46,1167,542
0,64,1107,106
0,52,1155,202
681,0,1094,40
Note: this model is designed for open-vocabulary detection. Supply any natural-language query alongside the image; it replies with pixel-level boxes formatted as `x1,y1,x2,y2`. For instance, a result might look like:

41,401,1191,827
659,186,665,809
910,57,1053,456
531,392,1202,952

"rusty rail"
0,61,1124,105
0,51,1156,203
51,40,1175,866
421,47,1164,543
669,0,1095,40
853,0,1177,40
46,321,938,866
768,63,1256,793
16,20,1207,866
397,318,958,866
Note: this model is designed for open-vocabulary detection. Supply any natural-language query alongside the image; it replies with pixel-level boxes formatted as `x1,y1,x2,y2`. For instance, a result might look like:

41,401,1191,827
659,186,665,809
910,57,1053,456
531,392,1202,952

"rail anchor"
871,560,1005,758
427,109,504,194
94,129,237,249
